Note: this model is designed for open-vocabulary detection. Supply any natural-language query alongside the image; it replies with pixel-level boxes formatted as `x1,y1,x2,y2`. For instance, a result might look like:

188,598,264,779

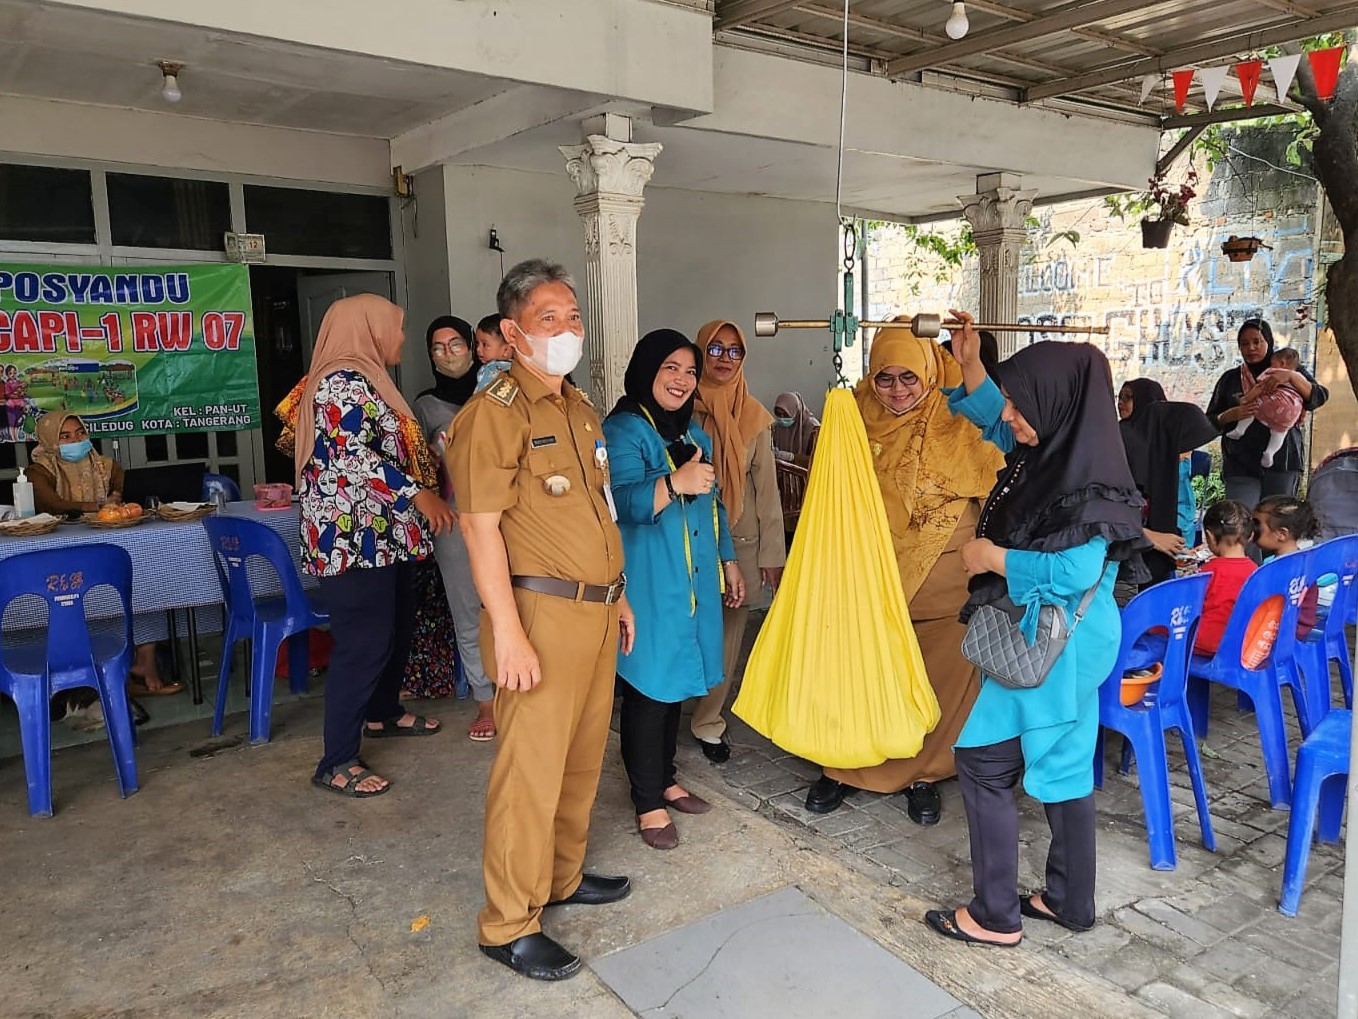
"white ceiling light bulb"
945,1,969,39
157,61,183,103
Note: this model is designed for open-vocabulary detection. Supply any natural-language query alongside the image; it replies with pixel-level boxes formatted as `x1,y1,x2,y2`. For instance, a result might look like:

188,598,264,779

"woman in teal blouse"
604,329,745,850
925,315,1148,947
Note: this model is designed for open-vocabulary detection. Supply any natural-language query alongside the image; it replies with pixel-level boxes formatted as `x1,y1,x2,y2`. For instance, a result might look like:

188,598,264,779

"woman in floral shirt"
292,294,456,797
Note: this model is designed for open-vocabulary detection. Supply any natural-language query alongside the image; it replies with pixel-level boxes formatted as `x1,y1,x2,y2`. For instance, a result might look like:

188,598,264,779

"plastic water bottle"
13,467,35,518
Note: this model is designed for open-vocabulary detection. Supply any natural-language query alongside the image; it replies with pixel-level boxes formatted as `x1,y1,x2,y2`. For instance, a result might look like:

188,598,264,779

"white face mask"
516,323,584,377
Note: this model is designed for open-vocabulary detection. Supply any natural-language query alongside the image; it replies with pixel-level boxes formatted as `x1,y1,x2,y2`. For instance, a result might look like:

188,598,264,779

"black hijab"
1238,318,1275,374
610,328,703,446
418,315,480,407
1120,377,1166,426
1124,401,1217,532
967,342,1148,614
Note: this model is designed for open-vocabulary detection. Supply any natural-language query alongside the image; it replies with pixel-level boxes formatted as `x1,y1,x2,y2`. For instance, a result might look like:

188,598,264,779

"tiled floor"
677,613,1348,1019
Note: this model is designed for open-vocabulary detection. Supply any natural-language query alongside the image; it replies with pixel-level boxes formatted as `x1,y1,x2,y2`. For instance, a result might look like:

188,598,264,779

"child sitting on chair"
1227,347,1305,468
1192,499,1257,655
1252,495,1321,640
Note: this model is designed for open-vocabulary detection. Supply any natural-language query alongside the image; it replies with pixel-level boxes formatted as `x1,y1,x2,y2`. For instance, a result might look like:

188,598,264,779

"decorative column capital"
558,136,663,199
958,186,1038,238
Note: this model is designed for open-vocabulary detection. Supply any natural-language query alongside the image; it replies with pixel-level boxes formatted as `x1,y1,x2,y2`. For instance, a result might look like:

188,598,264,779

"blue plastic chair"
1279,700,1350,916
202,516,327,745
1186,550,1313,808
202,472,242,504
1095,573,1215,870
0,544,139,817
1297,535,1358,716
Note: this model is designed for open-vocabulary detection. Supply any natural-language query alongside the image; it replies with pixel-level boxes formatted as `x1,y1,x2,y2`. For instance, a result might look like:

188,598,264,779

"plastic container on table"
253,483,294,511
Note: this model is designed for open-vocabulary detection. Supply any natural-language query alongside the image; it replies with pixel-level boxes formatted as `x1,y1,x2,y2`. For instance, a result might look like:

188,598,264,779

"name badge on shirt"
531,435,558,448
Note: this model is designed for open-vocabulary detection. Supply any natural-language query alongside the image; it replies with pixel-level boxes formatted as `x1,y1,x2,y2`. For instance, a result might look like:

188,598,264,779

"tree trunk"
1299,56,1358,403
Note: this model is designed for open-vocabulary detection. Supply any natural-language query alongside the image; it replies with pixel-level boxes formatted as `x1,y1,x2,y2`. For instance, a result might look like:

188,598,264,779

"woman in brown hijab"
806,327,1005,822
688,319,786,763
29,411,181,696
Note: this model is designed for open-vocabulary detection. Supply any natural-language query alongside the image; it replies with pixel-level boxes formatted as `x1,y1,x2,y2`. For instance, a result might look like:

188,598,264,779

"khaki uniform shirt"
447,360,623,586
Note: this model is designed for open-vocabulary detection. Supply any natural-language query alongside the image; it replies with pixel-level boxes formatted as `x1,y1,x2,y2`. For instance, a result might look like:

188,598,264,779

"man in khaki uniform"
448,259,635,982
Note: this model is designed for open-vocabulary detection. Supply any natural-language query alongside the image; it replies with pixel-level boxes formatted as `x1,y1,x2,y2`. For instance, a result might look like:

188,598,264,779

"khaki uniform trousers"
477,588,620,946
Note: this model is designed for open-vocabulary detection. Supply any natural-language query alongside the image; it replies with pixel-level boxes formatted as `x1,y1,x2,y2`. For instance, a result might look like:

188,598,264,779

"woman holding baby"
1206,318,1329,507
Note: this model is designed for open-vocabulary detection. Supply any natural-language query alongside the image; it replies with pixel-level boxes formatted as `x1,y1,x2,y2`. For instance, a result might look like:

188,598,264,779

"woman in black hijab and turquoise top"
1206,318,1327,506
604,329,745,851
924,316,1147,947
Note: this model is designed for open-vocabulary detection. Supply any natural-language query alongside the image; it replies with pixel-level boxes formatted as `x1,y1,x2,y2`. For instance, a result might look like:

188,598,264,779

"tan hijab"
31,412,114,505
291,294,421,486
693,320,774,525
854,328,1005,601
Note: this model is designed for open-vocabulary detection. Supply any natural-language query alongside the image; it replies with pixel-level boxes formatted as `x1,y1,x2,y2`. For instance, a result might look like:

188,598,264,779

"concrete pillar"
959,172,1036,358
559,115,662,409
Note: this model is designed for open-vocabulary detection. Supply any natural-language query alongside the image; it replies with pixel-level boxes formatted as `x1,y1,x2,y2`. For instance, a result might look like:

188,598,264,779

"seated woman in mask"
28,411,182,696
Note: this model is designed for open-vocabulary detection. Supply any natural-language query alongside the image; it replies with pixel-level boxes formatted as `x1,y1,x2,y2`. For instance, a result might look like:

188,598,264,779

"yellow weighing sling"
733,387,939,769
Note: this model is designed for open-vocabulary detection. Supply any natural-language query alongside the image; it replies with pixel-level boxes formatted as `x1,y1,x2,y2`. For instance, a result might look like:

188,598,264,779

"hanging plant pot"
1140,218,1174,248
1221,235,1272,263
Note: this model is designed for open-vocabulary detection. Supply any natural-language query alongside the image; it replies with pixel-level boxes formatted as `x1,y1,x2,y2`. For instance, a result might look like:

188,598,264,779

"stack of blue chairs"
202,516,328,745
1096,573,1215,870
1296,535,1358,715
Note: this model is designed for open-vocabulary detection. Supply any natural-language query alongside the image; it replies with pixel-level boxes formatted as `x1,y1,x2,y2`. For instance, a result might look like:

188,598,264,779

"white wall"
441,164,588,328
0,96,390,187
638,187,839,414
437,165,839,414
398,167,453,398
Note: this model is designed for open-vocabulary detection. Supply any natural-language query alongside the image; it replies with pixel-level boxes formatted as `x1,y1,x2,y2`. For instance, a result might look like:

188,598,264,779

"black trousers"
314,559,415,777
618,677,681,814
955,739,1097,934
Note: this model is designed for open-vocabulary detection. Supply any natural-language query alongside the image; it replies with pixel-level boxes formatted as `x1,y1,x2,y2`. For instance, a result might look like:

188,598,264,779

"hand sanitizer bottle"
13,467,35,518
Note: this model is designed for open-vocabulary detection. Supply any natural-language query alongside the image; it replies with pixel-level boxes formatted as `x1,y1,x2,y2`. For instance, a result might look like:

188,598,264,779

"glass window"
244,186,391,259
107,173,231,250
0,164,95,243
216,431,238,457
143,435,169,462
176,433,209,459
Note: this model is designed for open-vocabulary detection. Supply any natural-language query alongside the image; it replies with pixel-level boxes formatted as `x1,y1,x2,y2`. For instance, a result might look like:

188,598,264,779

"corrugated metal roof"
714,0,1358,122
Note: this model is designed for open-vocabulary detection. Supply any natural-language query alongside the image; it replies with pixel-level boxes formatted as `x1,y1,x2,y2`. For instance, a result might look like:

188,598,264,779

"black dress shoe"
805,775,853,814
479,932,582,981
694,736,731,763
546,873,631,907
904,781,942,826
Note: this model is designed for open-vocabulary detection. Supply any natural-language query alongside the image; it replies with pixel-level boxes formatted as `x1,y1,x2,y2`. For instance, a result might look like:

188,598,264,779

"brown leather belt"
511,574,627,605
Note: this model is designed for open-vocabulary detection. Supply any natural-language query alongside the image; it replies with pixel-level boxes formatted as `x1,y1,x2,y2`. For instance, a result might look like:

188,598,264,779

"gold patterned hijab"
31,412,114,505
693,319,774,525
853,328,1005,601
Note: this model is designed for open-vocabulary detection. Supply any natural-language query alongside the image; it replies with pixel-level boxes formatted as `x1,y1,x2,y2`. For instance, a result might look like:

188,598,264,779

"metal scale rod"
754,311,1110,339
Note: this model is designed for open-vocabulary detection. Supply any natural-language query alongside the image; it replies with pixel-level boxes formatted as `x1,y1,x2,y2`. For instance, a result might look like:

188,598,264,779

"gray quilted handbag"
961,564,1110,690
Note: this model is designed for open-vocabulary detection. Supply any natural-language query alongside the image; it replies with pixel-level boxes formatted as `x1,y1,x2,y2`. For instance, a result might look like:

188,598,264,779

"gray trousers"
1224,471,1299,563
430,527,493,703
955,739,1097,934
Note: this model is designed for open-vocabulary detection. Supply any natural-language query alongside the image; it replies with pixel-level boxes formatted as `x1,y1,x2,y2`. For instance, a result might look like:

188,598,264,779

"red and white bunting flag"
1268,53,1301,101
1200,65,1230,111
1308,46,1345,101
1235,59,1263,106
1171,67,1196,112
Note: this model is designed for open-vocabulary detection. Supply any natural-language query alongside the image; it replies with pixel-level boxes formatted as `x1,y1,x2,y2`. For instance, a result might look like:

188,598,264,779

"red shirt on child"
1194,556,1258,654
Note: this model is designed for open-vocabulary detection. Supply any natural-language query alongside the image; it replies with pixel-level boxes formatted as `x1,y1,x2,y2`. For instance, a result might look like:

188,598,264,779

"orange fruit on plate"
97,505,121,522
122,503,143,518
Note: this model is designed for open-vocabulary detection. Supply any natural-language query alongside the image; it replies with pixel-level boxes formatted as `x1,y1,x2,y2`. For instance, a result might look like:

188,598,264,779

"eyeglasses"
1117,392,1133,402
432,340,469,356
705,344,745,362
873,371,919,390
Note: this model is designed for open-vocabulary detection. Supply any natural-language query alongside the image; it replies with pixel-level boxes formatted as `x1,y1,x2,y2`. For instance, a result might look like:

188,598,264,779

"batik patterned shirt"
300,370,430,577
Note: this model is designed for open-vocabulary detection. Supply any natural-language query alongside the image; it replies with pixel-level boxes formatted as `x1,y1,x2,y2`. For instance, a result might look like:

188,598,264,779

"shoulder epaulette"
486,374,519,407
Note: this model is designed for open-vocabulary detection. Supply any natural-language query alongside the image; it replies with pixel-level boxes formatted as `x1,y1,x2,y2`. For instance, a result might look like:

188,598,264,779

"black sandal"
1020,893,1093,933
313,760,391,798
924,909,1022,948
364,715,442,738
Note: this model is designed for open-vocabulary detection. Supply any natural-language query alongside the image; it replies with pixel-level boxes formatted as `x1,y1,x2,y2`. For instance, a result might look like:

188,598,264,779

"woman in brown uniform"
806,328,1004,822
688,319,786,763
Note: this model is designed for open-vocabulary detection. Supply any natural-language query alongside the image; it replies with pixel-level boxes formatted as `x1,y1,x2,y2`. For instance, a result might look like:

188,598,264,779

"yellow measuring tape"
639,406,725,614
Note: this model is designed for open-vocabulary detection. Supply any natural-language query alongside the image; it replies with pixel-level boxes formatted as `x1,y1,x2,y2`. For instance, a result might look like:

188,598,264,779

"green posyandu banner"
0,263,259,441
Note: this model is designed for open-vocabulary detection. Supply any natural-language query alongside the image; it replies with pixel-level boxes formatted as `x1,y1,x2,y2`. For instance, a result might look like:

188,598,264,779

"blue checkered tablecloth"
0,502,304,643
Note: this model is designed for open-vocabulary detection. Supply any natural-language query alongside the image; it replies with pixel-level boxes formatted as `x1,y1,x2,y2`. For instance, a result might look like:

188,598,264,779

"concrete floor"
5,688,1167,1019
